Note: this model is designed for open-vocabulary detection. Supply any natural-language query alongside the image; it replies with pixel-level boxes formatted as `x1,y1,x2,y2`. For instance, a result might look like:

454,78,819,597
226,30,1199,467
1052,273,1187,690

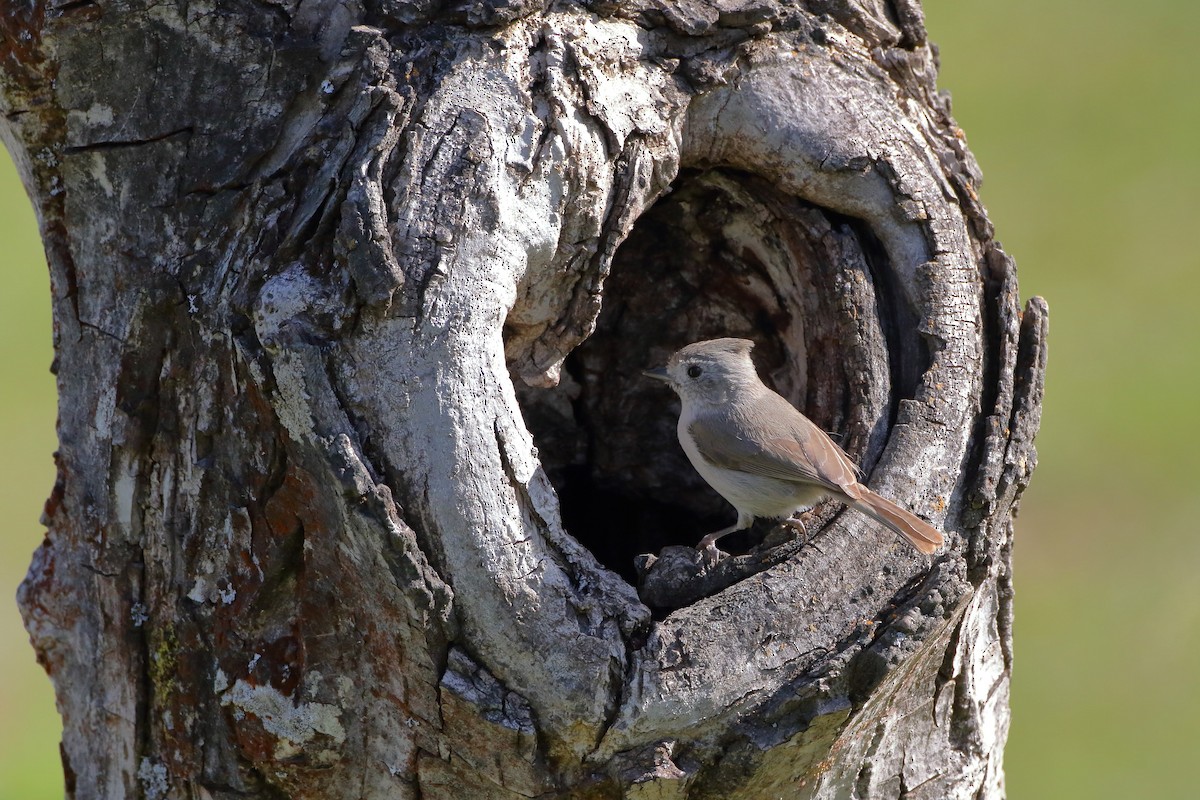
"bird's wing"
688,391,863,497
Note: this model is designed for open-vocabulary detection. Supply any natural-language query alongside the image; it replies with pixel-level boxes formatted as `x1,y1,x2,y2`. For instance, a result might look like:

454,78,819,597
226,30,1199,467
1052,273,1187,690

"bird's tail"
851,489,944,555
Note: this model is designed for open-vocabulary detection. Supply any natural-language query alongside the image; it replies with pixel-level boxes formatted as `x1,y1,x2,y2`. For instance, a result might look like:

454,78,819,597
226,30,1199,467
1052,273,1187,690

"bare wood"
2,1,1044,798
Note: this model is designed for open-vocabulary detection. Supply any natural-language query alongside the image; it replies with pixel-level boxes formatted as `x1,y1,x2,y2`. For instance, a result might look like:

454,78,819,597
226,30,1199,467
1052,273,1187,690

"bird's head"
644,338,762,407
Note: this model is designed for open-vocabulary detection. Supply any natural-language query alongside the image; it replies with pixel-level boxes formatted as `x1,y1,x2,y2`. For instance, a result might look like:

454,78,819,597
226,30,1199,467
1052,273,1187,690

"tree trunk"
2,1,1046,798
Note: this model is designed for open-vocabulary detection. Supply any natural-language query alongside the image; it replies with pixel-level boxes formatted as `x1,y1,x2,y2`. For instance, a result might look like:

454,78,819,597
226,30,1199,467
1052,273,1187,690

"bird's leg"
696,512,754,566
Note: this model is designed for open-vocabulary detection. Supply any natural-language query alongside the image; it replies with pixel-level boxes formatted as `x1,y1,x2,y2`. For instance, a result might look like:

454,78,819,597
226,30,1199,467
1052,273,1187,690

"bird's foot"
782,515,808,536
695,520,746,566
781,515,821,549
696,534,727,567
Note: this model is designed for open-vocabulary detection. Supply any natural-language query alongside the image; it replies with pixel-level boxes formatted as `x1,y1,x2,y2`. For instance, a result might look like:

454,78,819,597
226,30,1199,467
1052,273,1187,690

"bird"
644,337,944,563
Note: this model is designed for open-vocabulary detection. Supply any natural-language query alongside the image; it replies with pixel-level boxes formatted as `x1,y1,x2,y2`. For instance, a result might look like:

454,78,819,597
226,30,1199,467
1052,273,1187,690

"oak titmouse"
645,338,944,561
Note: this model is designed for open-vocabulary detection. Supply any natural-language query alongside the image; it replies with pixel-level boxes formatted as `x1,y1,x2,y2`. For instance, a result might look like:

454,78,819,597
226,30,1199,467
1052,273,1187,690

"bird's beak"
642,367,671,383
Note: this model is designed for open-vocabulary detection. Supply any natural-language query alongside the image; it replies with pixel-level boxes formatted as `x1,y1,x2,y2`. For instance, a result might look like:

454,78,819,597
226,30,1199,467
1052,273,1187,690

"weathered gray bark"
2,1,1045,798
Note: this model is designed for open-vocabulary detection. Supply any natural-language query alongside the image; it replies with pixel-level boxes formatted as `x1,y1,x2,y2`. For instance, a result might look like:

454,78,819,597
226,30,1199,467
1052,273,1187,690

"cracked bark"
2,1,1045,798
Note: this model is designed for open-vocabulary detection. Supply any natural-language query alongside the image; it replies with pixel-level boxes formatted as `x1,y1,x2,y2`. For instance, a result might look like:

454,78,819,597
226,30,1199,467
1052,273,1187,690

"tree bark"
2,1,1046,798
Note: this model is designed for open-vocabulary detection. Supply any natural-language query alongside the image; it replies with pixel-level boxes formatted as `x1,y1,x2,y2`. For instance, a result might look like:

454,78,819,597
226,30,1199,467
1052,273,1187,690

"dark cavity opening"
517,169,898,585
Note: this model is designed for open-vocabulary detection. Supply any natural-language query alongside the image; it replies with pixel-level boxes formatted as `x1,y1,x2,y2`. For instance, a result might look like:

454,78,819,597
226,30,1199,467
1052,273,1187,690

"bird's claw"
782,516,808,537
780,515,814,547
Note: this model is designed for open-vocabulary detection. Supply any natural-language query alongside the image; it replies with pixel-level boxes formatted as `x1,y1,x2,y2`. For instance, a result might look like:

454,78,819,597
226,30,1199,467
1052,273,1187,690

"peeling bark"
2,1,1044,798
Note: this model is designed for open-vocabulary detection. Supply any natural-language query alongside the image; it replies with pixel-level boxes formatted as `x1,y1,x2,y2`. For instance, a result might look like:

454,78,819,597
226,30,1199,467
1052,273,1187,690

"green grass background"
2,1,1197,796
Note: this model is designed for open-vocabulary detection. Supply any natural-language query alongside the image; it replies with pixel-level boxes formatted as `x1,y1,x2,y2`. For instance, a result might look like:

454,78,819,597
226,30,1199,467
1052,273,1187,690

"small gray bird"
644,338,943,562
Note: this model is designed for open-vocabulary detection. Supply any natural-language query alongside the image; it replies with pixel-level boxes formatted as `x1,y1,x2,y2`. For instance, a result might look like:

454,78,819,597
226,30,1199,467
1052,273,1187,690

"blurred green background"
2,1,1198,796
0,147,60,795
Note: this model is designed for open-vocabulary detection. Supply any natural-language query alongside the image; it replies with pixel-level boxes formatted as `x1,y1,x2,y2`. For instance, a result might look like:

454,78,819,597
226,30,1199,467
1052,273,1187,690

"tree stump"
1,1,1045,797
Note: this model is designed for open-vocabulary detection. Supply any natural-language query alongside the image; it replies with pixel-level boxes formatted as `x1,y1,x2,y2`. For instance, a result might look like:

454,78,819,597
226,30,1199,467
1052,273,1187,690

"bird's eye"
687,365,702,379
